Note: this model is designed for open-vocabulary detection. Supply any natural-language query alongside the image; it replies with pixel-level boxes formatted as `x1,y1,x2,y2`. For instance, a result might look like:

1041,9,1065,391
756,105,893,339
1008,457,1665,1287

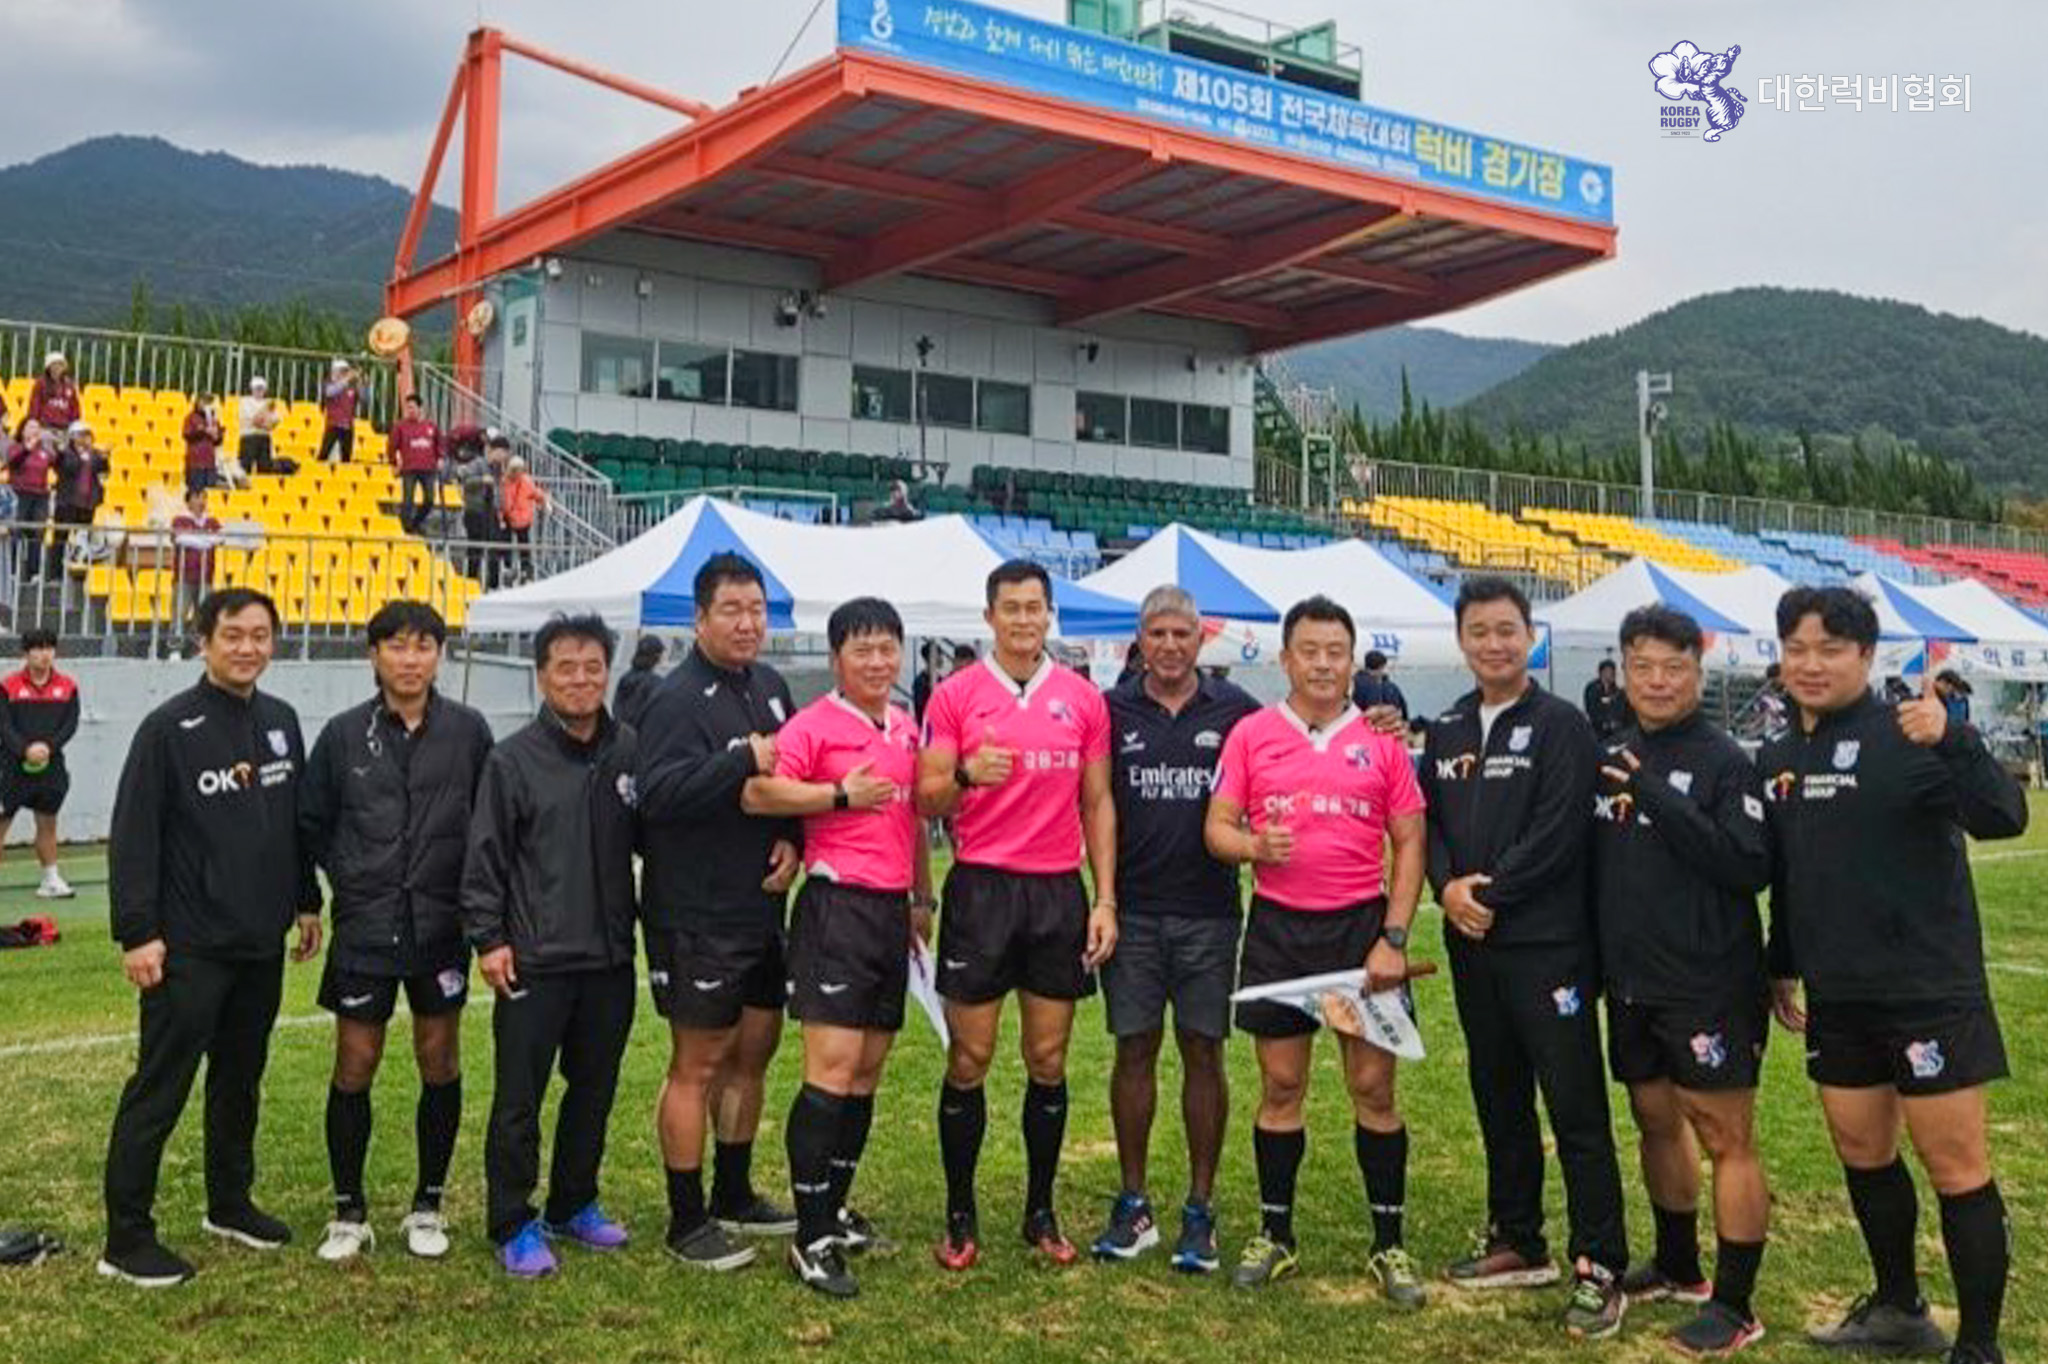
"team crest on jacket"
1905,1039,1945,1079
266,728,290,758
1048,698,1074,725
1768,770,1796,802
1668,770,1693,795
616,773,639,808
1551,985,1581,1017
1832,739,1860,771
1508,724,1533,753
1689,1031,1727,1070
1343,742,1372,771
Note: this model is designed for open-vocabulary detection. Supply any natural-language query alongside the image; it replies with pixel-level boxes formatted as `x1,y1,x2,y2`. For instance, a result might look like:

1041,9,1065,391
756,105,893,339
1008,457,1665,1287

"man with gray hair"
1092,585,1258,1272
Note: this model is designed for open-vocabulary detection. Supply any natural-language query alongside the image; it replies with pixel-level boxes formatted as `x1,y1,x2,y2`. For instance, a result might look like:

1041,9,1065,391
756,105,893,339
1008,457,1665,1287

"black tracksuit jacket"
461,709,639,975
1420,682,1597,949
635,646,797,933
299,691,496,970
1760,691,2026,1004
1590,711,1771,1005
108,677,320,956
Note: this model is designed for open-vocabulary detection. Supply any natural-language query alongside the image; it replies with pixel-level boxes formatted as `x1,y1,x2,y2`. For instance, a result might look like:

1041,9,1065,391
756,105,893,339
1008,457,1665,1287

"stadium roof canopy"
391,17,1616,362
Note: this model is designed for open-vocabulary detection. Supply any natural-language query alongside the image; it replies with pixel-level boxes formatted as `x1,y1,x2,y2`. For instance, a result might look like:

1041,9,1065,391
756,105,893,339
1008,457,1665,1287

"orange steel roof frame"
389,28,1615,375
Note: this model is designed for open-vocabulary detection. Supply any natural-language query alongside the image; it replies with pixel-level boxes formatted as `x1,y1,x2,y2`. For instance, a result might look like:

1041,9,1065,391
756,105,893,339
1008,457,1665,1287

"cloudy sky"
2,0,2040,344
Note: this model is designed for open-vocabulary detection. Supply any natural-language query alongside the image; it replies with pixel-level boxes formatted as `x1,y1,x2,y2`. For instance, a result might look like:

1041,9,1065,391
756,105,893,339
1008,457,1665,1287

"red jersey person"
917,559,1117,1269
182,394,224,494
1204,595,1428,1298
741,597,932,1299
388,395,443,533
0,626,82,900
22,352,79,437
319,360,362,465
6,418,57,584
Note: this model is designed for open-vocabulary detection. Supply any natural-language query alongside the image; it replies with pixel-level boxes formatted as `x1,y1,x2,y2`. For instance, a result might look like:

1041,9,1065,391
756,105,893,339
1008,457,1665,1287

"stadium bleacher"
1523,508,1739,573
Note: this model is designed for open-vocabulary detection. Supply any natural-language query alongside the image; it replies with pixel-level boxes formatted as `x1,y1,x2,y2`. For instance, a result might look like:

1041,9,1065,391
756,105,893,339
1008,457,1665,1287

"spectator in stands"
51,418,109,578
320,360,363,466
1755,662,1790,741
453,434,505,586
1935,669,1973,727
7,419,56,584
869,479,922,523
237,378,283,476
20,352,79,438
1583,658,1634,739
1351,648,1409,719
913,641,944,723
613,635,666,730
0,627,80,902
1114,638,1144,688
171,487,223,627
390,394,443,534
500,457,547,583
182,394,224,495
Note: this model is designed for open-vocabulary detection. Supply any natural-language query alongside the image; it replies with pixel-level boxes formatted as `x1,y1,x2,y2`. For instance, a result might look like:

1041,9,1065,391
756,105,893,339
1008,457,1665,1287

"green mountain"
1454,286,2048,494
0,135,457,327
1280,324,1552,418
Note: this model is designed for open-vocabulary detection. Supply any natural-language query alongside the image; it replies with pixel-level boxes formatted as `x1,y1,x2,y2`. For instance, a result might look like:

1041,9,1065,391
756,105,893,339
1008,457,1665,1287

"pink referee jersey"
1213,702,1425,912
774,692,921,893
923,655,1111,874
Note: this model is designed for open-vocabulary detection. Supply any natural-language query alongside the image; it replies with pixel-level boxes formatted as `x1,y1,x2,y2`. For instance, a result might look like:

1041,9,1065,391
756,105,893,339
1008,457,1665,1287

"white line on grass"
1973,848,2048,864
0,996,500,1059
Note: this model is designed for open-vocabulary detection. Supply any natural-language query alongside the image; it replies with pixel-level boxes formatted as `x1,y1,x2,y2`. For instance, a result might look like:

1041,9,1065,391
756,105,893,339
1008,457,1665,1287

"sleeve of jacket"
1761,743,1796,979
0,693,22,759
1417,728,1452,897
1633,747,1772,895
298,719,341,874
461,749,520,954
289,714,321,913
635,683,755,822
1908,724,2029,841
108,712,170,949
1476,709,1595,912
773,675,802,851
53,687,79,749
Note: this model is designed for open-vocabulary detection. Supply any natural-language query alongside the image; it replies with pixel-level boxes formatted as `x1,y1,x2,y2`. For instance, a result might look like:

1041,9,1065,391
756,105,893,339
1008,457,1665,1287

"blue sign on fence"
839,0,1614,225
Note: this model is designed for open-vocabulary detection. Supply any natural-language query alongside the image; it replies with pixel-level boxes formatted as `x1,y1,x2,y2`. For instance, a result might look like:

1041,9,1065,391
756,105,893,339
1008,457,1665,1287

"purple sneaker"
547,1202,630,1251
500,1221,558,1278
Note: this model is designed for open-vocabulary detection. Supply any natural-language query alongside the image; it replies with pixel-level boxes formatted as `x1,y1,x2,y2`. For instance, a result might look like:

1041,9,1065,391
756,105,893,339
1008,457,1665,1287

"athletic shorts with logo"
936,862,1092,1003
1607,991,1768,1091
0,769,67,817
787,878,911,1031
1234,895,1386,1038
1805,995,2008,1095
1102,909,1238,1040
647,921,787,1029
318,953,471,1023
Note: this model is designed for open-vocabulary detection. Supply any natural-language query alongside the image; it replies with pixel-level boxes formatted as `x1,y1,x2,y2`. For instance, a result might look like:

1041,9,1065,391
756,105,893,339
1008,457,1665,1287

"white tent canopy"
465,496,1140,637
1851,573,2048,680
1538,559,1793,672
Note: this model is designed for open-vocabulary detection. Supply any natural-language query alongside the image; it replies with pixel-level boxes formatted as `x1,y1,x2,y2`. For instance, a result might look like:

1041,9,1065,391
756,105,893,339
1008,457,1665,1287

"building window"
917,372,974,429
1130,397,1179,449
730,350,799,412
656,341,728,404
976,379,1030,436
851,365,912,422
1181,402,1230,455
1076,391,1126,444
580,333,653,398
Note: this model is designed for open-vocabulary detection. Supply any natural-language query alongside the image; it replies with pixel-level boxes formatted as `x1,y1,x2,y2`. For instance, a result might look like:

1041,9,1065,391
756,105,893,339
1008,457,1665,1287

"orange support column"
454,29,503,385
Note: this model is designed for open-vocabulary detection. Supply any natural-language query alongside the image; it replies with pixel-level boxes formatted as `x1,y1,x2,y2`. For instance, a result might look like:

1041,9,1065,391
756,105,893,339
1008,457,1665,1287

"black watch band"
833,782,851,811
953,762,973,790
1381,924,1409,951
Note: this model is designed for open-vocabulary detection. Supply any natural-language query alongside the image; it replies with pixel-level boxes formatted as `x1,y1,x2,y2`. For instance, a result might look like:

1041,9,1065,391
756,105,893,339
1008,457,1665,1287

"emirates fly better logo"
1650,41,1748,142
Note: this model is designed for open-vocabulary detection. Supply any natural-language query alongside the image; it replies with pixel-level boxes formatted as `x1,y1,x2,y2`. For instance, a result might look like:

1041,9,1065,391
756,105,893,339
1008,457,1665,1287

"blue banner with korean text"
839,0,1614,225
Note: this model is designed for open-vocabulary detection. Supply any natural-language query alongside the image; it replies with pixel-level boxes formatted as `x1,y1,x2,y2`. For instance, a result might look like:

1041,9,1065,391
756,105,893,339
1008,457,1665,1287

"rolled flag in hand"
1232,963,1437,1060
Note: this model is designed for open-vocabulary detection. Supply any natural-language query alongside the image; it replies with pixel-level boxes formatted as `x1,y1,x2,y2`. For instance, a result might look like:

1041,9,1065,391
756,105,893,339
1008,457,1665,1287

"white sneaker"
316,1219,374,1263
400,1210,450,1259
35,869,74,899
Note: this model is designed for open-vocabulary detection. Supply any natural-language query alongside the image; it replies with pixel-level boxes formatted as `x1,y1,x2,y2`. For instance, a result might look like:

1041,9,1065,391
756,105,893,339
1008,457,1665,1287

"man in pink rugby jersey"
917,559,1118,1271
741,597,932,1300
1203,595,1428,1305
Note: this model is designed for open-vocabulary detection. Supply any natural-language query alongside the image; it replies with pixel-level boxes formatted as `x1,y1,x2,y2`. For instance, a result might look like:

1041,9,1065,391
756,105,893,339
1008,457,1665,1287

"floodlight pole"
1637,369,1673,513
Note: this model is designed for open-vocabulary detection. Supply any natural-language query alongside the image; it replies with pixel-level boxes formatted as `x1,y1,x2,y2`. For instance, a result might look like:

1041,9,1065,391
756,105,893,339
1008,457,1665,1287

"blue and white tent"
1539,559,1796,672
466,496,1140,638
1851,572,2048,680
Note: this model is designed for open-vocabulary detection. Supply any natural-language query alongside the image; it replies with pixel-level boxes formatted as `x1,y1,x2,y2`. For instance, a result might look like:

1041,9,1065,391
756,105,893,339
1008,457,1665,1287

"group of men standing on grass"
89,561,2019,1364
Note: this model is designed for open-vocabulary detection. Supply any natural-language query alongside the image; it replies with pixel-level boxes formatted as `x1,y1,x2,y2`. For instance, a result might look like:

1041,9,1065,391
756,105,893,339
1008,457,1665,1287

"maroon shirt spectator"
22,355,79,436
7,427,55,497
171,494,221,587
181,398,224,493
319,360,363,464
390,397,443,533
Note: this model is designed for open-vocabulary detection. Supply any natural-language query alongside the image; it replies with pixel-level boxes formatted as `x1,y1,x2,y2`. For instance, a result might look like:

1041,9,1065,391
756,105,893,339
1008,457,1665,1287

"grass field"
1,808,2045,1364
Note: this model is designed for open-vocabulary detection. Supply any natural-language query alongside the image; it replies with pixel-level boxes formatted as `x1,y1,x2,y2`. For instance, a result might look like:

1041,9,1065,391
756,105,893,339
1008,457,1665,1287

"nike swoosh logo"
819,983,849,995
340,994,375,1008
179,715,206,730
943,958,967,970
692,978,724,991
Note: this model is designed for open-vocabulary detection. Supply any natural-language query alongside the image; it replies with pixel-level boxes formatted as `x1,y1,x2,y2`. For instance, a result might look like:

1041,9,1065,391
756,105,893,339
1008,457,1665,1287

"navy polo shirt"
1107,673,1260,918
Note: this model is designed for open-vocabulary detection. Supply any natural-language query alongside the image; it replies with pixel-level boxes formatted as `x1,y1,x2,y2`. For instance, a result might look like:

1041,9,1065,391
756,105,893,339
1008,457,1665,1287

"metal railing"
0,517,553,658
411,362,616,558
0,318,399,418
613,486,840,541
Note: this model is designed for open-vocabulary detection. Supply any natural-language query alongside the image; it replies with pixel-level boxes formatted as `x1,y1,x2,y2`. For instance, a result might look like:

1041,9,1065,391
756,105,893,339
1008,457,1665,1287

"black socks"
786,1084,849,1247
1940,1181,2008,1353
1653,1202,1705,1286
1354,1124,1407,1252
939,1082,986,1219
1845,1159,1923,1310
831,1093,876,1212
325,1085,371,1220
666,1166,706,1236
413,1076,461,1212
711,1139,755,1214
1022,1080,1069,1219
1254,1126,1306,1246
1713,1237,1765,1319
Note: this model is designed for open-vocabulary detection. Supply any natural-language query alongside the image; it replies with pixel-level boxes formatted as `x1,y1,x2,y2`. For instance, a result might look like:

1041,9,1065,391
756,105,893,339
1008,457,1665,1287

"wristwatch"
1381,924,1410,951
833,781,851,811
953,762,974,790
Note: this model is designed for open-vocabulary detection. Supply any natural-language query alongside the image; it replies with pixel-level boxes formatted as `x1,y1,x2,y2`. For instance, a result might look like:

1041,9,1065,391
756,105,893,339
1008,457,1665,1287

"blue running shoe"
547,1202,629,1251
1091,1191,1159,1262
1172,1202,1220,1274
500,1221,557,1278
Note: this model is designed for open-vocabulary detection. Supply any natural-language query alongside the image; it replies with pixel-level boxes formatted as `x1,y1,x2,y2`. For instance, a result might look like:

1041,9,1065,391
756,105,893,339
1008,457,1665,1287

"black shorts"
1608,991,1768,1092
318,956,471,1023
1101,911,1238,1040
1234,896,1385,1038
647,921,787,1030
1806,996,2009,1096
787,879,912,1032
1,768,67,817
936,863,1092,1004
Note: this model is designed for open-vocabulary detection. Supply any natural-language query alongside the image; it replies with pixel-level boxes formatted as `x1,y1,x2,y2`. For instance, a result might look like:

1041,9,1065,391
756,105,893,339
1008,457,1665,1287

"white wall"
506,235,1258,490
